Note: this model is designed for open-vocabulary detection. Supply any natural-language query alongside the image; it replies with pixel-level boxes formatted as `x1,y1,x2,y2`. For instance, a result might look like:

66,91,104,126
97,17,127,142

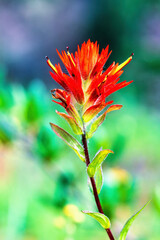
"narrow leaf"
87,112,107,139
82,211,110,229
56,111,83,135
87,149,113,177
50,123,85,162
95,166,103,194
118,201,150,240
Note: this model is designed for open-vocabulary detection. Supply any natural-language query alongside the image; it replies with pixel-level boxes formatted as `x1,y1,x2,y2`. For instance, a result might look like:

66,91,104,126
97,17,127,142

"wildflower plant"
46,40,149,240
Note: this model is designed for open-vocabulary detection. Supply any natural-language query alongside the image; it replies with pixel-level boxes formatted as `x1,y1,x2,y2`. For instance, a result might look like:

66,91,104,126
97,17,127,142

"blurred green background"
0,0,160,239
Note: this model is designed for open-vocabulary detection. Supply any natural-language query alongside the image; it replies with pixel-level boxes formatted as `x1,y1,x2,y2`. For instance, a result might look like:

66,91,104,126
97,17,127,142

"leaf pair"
87,148,113,194
56,103,122,138
82,201,150,239
87,149,113,177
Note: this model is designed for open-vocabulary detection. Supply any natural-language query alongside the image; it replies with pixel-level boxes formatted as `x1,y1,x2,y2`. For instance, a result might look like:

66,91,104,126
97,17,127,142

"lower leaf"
118,201,150,240
82,211,111,229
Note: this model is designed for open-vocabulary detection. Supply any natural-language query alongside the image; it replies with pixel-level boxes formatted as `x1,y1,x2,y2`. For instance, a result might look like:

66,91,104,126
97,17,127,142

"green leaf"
56,111,83,135
87,112,106,139
95,166,103,194
86,104,123,139
87,149,113,177
82,211,111,229
50,123,85,162
118,201,150,240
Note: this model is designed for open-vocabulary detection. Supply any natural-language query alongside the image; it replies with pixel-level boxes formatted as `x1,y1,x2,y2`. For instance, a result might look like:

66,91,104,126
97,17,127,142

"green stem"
82,128,115,240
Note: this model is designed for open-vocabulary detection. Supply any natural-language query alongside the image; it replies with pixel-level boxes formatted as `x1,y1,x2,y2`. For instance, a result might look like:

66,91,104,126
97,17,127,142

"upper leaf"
118,201,150,240
87,111,107,139
86,104,122,138
50,123,85,162
87,149,113,177
56,111,83,135
82,211,111,229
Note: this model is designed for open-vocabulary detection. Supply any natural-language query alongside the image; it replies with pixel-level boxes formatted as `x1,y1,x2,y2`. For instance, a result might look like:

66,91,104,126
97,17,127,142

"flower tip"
51,89,54,94
66,46,69,53
109,149,114,154
131,53,134,57
45,56,49,60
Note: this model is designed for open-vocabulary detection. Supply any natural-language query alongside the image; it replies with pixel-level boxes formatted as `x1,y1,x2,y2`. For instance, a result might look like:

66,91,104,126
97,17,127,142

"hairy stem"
82,130,115,240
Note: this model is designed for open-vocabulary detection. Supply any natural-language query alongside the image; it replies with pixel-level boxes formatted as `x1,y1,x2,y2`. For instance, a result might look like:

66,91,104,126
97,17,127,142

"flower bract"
47,39,133,128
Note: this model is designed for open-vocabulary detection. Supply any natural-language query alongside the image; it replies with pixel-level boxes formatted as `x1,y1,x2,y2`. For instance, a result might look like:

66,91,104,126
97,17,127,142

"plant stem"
82,131,115,240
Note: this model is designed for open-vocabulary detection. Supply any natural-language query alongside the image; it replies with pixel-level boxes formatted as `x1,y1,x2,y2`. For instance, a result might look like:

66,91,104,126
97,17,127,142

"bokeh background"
0,0,160,239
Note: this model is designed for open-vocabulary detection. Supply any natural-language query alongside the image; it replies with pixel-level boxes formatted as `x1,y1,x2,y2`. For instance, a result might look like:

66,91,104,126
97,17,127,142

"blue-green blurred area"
0,0,160,239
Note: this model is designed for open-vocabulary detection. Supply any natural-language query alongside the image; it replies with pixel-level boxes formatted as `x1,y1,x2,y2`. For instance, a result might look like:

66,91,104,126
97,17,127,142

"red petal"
90,47,112,79
75,40,99,80
104,80,133,98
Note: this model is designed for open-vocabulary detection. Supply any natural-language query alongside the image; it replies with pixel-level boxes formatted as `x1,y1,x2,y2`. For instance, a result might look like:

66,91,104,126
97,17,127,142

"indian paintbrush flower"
46,40,149,240
46,39,133,129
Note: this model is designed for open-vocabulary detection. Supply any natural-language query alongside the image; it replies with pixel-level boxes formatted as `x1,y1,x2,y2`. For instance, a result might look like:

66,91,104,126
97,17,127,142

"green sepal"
82,211,111,229
87,112,106,139
56,111,83,135
87,149,113,177
50,123,85,162
118,201,150,240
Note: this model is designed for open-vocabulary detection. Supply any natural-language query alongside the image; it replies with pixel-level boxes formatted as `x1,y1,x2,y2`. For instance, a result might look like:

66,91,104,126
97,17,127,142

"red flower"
46,39,133,124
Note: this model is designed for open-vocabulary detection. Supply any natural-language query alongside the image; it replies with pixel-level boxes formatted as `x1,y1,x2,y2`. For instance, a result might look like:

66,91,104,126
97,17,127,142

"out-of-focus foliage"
0,65,160,239
0,0,160,239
